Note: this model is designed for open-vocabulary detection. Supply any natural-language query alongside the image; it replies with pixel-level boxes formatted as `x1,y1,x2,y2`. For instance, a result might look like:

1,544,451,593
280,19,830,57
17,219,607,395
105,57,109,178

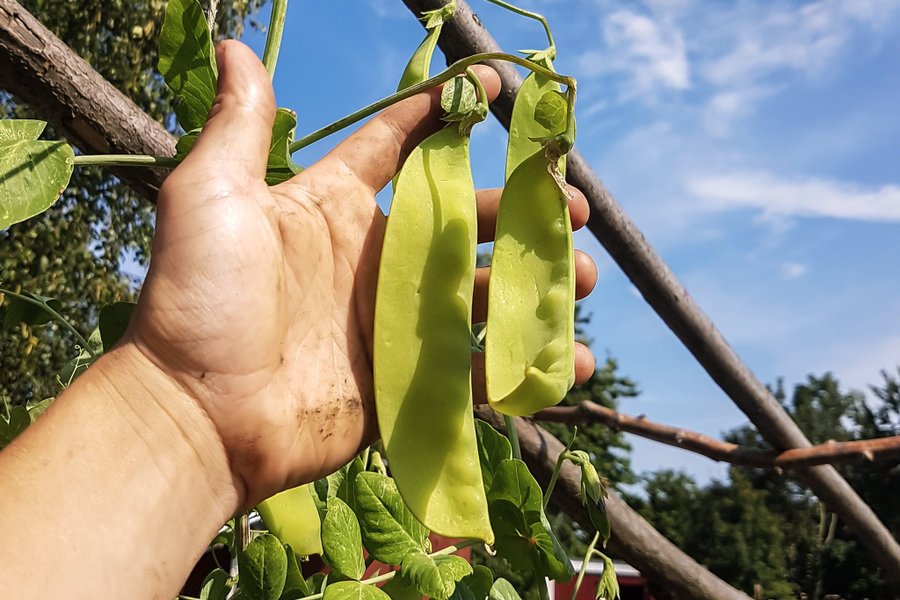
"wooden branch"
400,0,900,582
475,407,752,600
535,401,900,469
0,0,175,199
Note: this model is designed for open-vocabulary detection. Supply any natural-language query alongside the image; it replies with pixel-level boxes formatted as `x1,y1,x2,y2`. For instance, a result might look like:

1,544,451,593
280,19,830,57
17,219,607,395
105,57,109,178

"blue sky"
241,0,900,484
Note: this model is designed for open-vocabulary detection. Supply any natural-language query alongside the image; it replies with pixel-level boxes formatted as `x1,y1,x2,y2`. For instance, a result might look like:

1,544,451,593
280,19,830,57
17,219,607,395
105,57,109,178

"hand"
126,41,599,509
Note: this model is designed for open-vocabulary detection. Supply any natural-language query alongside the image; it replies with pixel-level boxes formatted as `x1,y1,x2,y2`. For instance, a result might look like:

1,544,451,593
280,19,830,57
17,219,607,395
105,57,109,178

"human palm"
127,41,596,508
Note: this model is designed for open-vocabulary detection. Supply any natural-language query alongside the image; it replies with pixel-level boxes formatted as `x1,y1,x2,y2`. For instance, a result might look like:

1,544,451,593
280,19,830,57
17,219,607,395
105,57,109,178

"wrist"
87,342,244,517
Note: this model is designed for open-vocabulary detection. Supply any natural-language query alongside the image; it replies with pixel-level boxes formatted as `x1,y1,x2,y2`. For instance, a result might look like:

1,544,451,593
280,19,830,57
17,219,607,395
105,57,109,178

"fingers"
476,185,590,243
182,40,276,181
472,250,597,322
471,342,596,405
305,65,501,197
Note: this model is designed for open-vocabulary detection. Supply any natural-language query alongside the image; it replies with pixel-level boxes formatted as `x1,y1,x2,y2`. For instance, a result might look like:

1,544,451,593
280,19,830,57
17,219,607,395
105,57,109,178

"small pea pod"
256,483,323,558
373,76,492,543
397,2,456,92
485,148,575,416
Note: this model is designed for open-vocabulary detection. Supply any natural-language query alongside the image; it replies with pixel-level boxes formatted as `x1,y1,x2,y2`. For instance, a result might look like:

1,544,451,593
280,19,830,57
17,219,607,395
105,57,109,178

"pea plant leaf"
0,404,30,451
199,568,229,600
280,543,311,599
322,496,365,580
487,459,574,582
354,471,429,565
265,108,303,185
594,553,620,600
2,291,62,330
158,0,218,132
449,581,476,600
400,551,472,600
460,565,493,600
0,120,74,230
98,301,136,351
381,573,422,600
475,420,512,492
322,581,391,600
488,579,522,600
238,533,288,600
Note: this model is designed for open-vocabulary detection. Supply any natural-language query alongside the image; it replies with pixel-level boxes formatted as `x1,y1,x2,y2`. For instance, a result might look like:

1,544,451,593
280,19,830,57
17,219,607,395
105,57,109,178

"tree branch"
475,407,752,600
535,401,900,469
400,0,900,581
0,0,175,199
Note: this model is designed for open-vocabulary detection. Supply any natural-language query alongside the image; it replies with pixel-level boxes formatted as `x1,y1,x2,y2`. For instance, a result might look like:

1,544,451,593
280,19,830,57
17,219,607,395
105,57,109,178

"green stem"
571,531,600,600
504,414,522,460
483,0,555,59
289,52,576,153
538,576,550,600
73,154,180,169
0,288,93,356
543,428,577,509
262,0,288,79
466,66,489,117
295,540,481,600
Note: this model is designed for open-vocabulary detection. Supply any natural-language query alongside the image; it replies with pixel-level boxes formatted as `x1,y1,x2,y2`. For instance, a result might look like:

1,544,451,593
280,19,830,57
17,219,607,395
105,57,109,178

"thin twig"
533,401,900,469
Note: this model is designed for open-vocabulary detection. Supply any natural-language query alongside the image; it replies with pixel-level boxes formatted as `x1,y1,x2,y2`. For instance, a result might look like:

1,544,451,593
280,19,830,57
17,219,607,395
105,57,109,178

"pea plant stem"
72,154,179,169
543,428,577,509
262,0,288,79
482,0,555,58
294,539,482,600
571,531,601,600
0,288,94,356
502,414,522,460
288,52,576,153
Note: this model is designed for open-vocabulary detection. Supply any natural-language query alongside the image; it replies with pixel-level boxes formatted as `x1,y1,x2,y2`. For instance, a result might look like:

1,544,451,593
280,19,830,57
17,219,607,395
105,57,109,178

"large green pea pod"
256,483,323,558
485,149,575,416
374,124,493,544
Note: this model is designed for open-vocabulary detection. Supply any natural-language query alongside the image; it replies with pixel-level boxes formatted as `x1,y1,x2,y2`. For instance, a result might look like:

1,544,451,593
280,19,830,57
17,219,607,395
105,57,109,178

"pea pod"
256,483,323,558
373,102,492,542
506,58,568,178
396,2,456,92
485,147,575,416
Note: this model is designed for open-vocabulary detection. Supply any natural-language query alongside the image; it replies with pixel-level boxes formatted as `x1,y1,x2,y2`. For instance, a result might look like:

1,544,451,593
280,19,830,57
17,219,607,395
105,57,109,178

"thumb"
184,40,276,180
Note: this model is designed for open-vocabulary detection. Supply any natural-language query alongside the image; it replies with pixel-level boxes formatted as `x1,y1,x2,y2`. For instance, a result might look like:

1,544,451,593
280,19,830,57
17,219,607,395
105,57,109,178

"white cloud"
687,171,900,222
579,9,689,98
781,262,807,280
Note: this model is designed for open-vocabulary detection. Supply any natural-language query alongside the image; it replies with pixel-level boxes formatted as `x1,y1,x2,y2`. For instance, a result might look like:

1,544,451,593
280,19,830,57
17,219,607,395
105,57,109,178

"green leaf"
475,420,512,492
2,291,62,329
98,302,136,351
0,120,74,229
381,574,422,600
239,533,288,600
594,553,620,600
0,405,30,451
266,108,303,185
420,2,456,29
450,581,476,600
354,471,429,565
200,568,229,600
440,76,478,122
0,119,46,141
282,544,310,598
461,565,493,600
158,0,218,132
174,129,201,160
210,521,235,555
26,397,53,422
488,579,522,600
533,91,567,136
487,460,574,582
323,581,391,600
368,449,388,477
322,496,365,580
400,552,472,600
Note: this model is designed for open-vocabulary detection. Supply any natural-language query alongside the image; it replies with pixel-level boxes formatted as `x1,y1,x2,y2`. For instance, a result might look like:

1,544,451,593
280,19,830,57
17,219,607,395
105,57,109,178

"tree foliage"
632,370,900,599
